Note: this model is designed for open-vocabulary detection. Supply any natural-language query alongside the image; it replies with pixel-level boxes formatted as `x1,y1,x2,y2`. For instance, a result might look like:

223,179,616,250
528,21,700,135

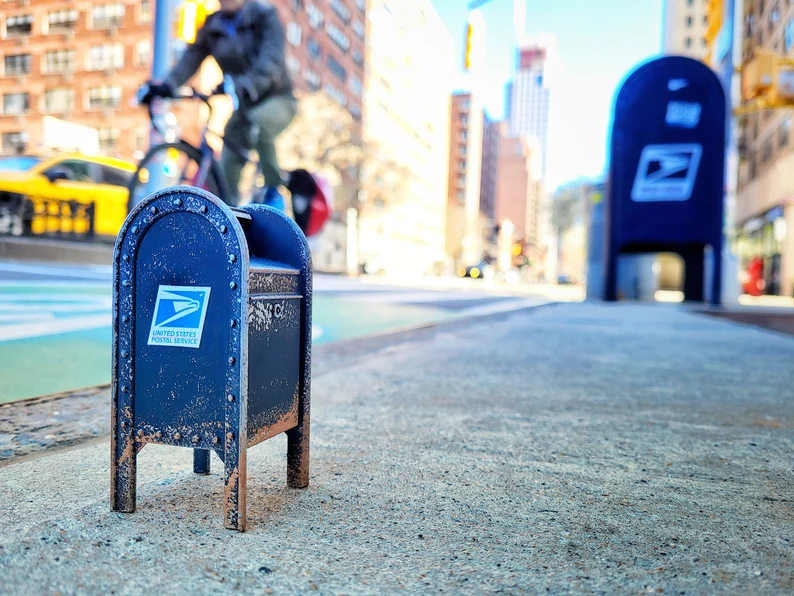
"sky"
429,0,664,191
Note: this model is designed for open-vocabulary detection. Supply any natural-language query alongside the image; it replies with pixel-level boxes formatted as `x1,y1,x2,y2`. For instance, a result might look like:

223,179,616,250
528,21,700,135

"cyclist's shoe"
258,186,285,211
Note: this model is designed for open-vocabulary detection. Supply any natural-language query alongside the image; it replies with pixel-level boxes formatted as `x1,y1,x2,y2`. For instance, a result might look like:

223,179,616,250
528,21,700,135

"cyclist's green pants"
220,93,297,206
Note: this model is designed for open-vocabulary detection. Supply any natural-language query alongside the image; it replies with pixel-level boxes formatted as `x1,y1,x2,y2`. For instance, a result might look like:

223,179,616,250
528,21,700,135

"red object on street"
744,257,764,296
287,169,333,238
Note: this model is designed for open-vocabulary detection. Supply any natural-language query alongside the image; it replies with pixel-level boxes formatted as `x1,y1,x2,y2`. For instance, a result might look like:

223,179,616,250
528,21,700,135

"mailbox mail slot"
110,186,312,531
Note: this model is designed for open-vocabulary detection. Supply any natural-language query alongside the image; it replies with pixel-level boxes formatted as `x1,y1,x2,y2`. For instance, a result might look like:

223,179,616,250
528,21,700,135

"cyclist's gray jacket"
165,1,293,106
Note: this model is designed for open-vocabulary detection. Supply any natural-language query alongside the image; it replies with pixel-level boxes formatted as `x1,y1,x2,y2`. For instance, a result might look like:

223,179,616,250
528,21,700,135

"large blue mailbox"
110,186,312,532
604,56,726,305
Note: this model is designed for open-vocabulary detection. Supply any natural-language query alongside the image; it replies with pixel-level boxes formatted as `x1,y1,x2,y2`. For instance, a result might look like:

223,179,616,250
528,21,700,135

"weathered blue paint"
604,56,726,305
110,186,312,531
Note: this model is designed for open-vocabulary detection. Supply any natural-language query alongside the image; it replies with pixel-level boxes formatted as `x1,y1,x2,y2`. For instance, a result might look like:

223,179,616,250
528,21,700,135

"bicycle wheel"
127,141,229,210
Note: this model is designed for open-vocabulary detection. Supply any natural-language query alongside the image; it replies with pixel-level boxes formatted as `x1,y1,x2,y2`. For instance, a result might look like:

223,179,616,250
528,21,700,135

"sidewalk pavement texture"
1,302,793,594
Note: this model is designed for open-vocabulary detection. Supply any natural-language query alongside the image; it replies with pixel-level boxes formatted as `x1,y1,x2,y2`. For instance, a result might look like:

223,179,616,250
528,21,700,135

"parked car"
0,153,135,239
457,261,491,279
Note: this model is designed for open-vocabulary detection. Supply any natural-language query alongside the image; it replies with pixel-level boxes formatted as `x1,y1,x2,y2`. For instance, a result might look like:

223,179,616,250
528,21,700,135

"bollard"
110,186,312,531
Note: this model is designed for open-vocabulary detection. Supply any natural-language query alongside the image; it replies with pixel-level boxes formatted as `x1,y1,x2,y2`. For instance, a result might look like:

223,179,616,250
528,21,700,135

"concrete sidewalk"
1,303,793,594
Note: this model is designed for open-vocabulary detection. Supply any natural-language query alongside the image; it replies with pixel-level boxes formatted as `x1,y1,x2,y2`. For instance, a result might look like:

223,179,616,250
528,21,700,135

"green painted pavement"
0,289,455,403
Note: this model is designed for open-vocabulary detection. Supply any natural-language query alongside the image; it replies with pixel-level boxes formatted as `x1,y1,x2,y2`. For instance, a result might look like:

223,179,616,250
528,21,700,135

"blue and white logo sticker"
631,143,702,202
148,285,211,348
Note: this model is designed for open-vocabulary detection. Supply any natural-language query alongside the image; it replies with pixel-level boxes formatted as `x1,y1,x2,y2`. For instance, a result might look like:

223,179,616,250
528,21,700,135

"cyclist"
138,0,296,209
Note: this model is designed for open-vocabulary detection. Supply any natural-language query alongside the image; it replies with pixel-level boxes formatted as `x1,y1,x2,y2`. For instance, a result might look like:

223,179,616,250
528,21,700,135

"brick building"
0,0,366,162
274,0,365,122
494,122,542,252
0,0,202,159
446,91,484,266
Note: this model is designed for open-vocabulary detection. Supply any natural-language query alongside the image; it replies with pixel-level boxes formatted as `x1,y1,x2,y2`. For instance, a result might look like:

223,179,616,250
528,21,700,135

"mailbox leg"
193,449,211,475
223,448,247,531
287,423,310,489
110,428,137,513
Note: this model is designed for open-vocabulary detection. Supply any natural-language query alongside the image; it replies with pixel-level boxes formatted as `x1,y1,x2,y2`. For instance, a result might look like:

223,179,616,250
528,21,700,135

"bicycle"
130,83,332,237
128,85,251,210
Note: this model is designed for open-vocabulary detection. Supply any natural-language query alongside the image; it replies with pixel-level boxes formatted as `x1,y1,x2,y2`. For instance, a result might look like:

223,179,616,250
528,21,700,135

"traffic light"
176,0,207,44
464,21,475,71
463,10,484,72
703,0,723,65
735,49,794,114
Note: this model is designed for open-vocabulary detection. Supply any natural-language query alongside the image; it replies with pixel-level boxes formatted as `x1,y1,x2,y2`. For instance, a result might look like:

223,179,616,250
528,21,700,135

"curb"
0,237,113,265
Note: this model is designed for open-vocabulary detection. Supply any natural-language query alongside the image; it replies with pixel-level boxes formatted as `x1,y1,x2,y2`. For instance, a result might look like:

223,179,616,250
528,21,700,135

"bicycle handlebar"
141,86,224,136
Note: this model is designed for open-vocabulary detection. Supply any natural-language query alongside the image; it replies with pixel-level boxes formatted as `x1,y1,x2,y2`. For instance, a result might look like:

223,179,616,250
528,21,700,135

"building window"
139,0,152,24
307,38,321,60
703,15,708,25
324,83,347,106
685,37,692,48
136,40,152,67
304,69,321,90
326,22,351,51
99,128,120,151
44,49,75,74
3,93,29,116
87,86,122,110
687,0,693,5
48,10,78,33
287,22,302,47
780,117,791,146
762,138,773,162
330,0,351,23
352,48,364,66
88,44,124,71
5,15,33,37
748,150,757,180
355,0,366,11
307,3,324,29
349,76,362,96
353,19,365,39
2,132,26,153
44,88,75,114
350,103,361,120
4,54,31,77
686,16,693,27
286,54,300,75
327,55,347,81
771,2,780,29
134,126,148,151
92,3,126,30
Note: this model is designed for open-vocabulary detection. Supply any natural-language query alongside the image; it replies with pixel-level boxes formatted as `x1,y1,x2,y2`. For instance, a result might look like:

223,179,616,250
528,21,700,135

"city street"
0,260,554,403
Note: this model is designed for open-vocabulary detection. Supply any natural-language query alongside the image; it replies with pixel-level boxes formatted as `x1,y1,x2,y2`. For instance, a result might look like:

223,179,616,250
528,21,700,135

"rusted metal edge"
246,408,299,448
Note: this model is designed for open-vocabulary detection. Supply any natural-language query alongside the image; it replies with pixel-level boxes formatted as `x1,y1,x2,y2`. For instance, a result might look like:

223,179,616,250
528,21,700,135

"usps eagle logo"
147,286,211,348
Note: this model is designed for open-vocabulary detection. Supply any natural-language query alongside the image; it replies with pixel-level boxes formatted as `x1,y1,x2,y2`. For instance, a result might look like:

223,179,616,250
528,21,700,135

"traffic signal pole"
136,0,174,207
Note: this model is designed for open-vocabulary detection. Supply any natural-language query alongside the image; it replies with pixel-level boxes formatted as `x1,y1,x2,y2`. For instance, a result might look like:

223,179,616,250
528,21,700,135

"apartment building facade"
735,0,794,296
359,0,453,276
662,0,711,58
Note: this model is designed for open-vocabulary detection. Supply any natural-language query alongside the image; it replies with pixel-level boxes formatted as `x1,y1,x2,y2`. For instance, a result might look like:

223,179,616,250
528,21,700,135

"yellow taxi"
0,153,135,239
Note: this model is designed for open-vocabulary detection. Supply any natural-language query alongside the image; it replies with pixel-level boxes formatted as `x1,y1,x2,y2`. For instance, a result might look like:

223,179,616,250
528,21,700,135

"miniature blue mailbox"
110,186,312,531
604,56,726,305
